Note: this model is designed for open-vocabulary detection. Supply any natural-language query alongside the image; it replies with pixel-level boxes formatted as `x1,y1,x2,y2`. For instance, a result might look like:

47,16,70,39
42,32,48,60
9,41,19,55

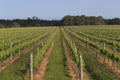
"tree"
13,22,20,27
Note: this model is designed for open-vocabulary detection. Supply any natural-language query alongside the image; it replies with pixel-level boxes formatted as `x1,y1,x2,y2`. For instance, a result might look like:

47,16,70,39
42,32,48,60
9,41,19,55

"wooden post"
75,46,77,53
80,55,83,80
3,38,4,53
42,42,44,47
96,41,98,46
19,40,20,55
37,47,39,55
30,54,33,80
10,42,13,60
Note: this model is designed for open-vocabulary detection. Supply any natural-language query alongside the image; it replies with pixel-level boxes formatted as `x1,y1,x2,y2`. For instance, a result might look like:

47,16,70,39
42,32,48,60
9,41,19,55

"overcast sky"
0,0,120,20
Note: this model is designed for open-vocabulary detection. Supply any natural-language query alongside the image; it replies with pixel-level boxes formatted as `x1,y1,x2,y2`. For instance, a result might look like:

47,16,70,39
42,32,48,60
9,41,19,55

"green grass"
76,45,120,80
63,25,120,79
0,54,29,80
43,28,71,80
0,49,37,80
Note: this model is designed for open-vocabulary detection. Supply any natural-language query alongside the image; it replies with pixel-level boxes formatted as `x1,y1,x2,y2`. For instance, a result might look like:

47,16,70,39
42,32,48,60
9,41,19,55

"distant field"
0,26,120,80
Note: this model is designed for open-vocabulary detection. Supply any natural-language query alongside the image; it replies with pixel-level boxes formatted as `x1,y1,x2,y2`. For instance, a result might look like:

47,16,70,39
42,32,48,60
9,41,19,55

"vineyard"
0,26,120,80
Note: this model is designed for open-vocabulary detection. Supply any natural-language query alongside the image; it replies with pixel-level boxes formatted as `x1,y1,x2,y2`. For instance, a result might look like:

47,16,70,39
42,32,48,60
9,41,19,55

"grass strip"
43,28,71,80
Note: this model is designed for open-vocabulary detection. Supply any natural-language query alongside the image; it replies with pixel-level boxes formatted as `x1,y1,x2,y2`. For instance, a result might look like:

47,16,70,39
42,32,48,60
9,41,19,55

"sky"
0,0,120,20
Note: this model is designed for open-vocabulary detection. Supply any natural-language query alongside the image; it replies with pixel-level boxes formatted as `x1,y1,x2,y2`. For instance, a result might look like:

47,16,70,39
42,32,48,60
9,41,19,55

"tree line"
0,15,120,28
62,15,120,25
0,17,61,28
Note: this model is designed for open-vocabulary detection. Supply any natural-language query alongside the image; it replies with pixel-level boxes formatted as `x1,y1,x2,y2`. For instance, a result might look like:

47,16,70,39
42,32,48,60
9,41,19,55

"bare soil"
34,42,54,80
0,40,42,72
25,41,55,80
75,40,120,77
63,41,90,80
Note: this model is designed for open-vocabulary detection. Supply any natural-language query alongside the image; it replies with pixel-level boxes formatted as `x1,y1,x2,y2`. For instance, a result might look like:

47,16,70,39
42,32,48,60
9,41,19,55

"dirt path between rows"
75,40,120,77
33,42,54,80
25,41,55,80
0,40,42,72
63,41,89,80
